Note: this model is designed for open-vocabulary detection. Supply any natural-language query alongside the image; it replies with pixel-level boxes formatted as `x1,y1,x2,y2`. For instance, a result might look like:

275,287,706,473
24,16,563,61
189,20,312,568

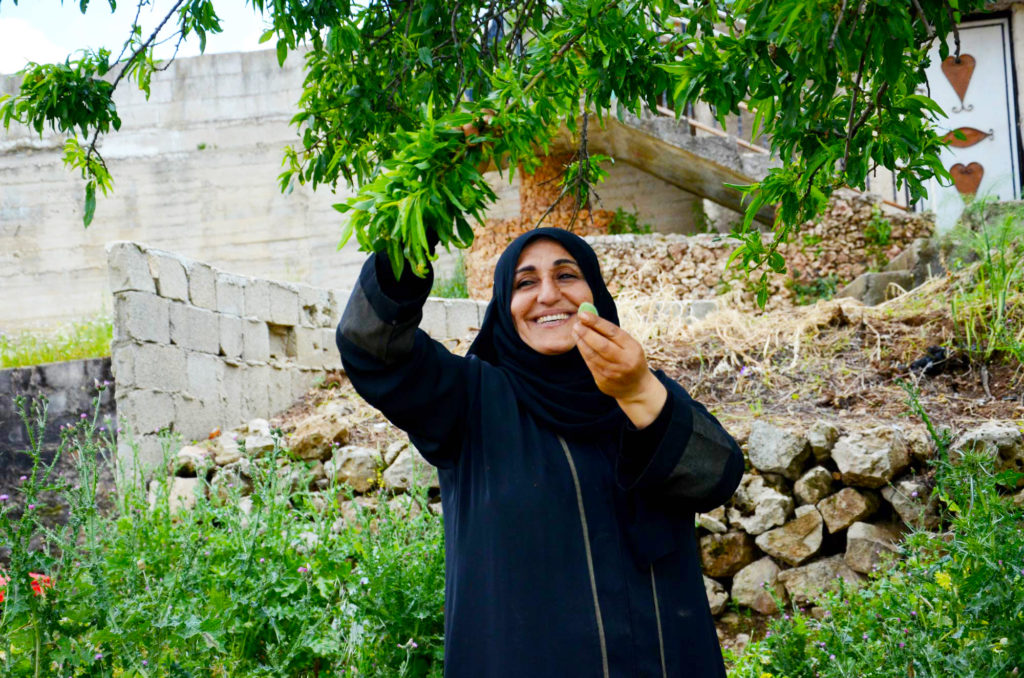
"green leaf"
83,182,96,227
417,46,433,68
276,39,288,67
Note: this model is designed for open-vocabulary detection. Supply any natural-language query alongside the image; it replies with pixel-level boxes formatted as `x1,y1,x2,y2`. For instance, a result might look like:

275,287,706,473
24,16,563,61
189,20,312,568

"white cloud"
0,18,69,74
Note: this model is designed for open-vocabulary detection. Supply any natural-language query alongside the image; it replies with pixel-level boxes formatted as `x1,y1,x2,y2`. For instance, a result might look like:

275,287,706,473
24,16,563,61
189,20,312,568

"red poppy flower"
28,573,53,597
0,575,7,603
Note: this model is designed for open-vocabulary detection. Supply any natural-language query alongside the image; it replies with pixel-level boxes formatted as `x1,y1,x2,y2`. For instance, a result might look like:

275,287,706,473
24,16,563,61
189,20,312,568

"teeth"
537,313,570,324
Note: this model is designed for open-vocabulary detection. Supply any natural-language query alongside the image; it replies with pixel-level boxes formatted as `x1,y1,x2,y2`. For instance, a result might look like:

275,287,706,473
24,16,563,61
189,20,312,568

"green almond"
578,302,599,317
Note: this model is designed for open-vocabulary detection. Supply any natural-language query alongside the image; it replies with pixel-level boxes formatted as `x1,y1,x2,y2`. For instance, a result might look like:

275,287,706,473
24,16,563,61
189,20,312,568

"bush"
728,386,1024,678
0,395,445,677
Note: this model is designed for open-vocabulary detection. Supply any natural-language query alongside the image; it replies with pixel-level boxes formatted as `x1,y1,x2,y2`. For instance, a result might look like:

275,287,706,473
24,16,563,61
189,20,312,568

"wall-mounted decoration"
941,54,976,112
940,127,993,148
950,162,984,195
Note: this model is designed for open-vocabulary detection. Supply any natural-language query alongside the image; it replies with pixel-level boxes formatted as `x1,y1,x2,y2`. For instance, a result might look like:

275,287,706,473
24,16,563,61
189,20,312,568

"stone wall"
108,241,486,471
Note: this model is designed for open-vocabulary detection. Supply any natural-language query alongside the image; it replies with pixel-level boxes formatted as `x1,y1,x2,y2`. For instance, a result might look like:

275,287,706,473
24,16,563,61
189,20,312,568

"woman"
337,227,743,677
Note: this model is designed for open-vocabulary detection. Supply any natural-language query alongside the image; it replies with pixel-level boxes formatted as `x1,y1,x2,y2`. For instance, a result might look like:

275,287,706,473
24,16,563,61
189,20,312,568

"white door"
924,17,1021,232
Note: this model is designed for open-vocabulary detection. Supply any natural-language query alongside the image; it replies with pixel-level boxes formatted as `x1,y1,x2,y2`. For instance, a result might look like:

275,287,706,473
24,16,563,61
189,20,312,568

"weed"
608,207,653,235
0,315,112,368
786,272,839,305
431,253,469,299
864,205,893,271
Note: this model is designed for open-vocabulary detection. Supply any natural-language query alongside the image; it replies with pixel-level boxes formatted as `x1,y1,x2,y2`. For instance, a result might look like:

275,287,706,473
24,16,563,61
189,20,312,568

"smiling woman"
337,226,744,677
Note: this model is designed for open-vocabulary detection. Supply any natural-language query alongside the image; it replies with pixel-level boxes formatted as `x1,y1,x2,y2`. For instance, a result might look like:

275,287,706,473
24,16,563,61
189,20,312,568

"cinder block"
187,261,218,310
117,389,175,435
420,300,446,338
117,434,165,476
242,364,270,420
269,281,300,326
111,341,135,388
175,394,223,443
186,351,223,402
220,314,243,359
291,369,318,401
242,319,270,361
115,291,170,344
169,302,221,354
133,343,187,391
107,241,156,294
220,363,244,430
149,251,189,301
245,278,271,319
446,299,482,339
298,284,332,327
322,328,340,369
268,366,294,415
216,273,246,316
328,289,351,323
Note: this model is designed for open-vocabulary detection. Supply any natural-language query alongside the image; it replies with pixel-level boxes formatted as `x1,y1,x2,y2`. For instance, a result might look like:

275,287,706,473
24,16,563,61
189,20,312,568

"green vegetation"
785,273,839,306
864,205,894,271
430,253,469,299
0,396,445,676
729,385,1024,678
948,207,1024,366
608,207,653,236
0,1,987,300
0,316,112,368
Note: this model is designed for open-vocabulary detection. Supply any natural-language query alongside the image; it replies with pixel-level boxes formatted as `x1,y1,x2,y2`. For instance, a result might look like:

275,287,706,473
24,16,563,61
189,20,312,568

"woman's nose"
537,275,561,304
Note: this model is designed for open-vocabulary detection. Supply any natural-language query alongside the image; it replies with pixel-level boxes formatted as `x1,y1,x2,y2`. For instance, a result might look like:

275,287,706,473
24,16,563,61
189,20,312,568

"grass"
430,253,468,299
0,316,112,368
0,394,445,677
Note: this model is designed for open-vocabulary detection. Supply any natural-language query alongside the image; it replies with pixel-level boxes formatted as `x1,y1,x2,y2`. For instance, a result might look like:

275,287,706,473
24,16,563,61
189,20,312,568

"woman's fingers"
573,316,649,399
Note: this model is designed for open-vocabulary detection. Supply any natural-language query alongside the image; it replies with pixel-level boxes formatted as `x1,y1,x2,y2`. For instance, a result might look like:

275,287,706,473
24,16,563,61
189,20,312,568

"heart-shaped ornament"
941,54,976,105
941,127,991,148
949,162,984,195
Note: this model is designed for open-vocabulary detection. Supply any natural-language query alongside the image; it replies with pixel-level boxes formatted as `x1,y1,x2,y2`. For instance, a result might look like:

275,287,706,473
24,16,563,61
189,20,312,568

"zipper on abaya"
558,435,611,678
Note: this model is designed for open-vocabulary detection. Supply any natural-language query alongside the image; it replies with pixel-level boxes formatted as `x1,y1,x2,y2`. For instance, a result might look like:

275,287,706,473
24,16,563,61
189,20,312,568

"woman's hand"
573,309,668,428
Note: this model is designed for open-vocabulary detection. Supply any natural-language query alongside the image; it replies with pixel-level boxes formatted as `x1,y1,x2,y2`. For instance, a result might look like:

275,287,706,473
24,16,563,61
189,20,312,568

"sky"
0,0,269,74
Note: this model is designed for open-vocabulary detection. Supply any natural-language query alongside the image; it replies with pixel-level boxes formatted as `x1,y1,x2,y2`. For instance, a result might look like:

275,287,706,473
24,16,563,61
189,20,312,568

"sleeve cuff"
363,253,434,324
618,388,692,491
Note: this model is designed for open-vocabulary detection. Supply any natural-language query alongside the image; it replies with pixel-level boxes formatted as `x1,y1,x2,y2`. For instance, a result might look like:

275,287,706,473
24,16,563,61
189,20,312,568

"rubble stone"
754,506,824,566
777,555,864,606
952,422,1024,482
325,446,382,493
727,474,794,535
732,557,787,615
794,466,833,505
817,487,879,533
747,421,811,480
704,576,729,616
807,421,840,461
832,427,910,488
699,531,756,577
844,522,902,574
288,410,351,461
880,476,939,530
382,447,439,492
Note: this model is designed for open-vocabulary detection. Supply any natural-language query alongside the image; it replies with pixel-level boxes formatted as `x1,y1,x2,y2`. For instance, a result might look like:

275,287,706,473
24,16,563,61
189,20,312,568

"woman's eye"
515,279,535,289
559,272,579,280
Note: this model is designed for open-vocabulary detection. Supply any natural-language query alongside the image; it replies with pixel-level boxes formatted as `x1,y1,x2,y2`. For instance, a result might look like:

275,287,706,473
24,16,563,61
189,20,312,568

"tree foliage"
0,0,992,295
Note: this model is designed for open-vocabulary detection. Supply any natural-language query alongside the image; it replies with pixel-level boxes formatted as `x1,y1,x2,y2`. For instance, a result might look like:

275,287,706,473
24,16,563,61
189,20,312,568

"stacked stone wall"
108,241,486,471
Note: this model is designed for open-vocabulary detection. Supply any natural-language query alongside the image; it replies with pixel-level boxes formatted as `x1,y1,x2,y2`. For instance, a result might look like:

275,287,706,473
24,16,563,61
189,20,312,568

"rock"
727,474,794,535
246,418,271,436
384,440,409,466
732,557,787,615
952,422,1024,483
386,494,424,521
211,465,254,501
244,434,276,458
699,531,756,577
428,501,443,516
211,435,242,466
754,506,824,566
817,487,879,533
844,521,902,574
905,426,935,464
288,410,351,461
325,445,382,493
747,421,811,480
309,460,326,481
340,496,379,526
292,531,320,554
307,492,330,513
697,506,728,534
275,465,309,494
836,270,914,306
172,445,211,476
777,555,864,606
704,576,729,616
165,477,201,512
794,466,833,505
1013,487,1024,508
382,447,439,492
807,421,840,461
880,476,939,530
831,427,910,488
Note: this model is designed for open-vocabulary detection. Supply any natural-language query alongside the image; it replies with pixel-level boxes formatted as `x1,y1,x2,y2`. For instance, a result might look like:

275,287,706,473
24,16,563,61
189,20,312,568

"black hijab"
467,228,625,438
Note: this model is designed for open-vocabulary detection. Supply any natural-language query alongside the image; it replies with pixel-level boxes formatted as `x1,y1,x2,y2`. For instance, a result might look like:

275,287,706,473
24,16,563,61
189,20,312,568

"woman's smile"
510,238,594,355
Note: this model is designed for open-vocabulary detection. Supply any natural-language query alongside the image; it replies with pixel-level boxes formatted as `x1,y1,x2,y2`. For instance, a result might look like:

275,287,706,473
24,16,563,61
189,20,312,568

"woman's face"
510,238,594,355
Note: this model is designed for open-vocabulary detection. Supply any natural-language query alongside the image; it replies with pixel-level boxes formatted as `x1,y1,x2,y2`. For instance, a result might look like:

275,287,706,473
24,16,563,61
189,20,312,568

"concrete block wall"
109,241,486,470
